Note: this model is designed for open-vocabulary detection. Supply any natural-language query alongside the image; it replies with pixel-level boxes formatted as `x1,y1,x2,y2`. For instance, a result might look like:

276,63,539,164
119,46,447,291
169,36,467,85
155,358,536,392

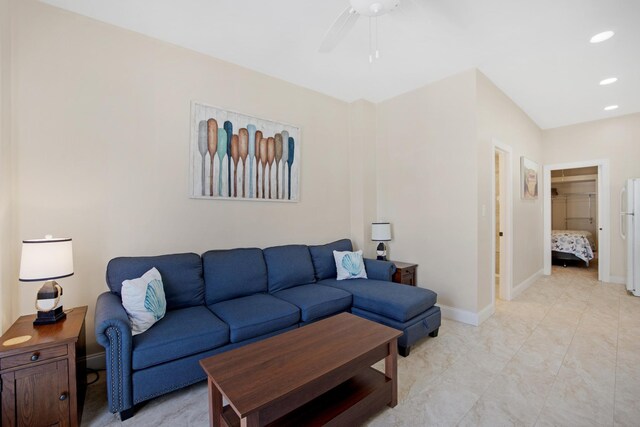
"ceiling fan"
319,0,466,62
318,0,404,61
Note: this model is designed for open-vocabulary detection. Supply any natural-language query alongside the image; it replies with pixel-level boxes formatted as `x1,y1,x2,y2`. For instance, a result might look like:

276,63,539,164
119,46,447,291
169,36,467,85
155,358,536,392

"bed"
551,230,595,267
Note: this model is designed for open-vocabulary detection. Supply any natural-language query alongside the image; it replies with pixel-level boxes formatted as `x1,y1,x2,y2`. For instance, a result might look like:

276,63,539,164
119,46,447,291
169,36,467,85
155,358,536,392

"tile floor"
81,263,640,426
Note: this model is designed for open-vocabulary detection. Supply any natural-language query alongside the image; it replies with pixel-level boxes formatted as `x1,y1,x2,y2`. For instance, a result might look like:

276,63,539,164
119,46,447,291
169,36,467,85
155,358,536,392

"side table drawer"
391,262,418,286
1,344,68,370
401,269,415,284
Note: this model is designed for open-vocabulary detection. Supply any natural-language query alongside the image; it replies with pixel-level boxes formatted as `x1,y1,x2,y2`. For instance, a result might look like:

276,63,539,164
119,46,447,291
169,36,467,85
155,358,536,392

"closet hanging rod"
552,192,597,197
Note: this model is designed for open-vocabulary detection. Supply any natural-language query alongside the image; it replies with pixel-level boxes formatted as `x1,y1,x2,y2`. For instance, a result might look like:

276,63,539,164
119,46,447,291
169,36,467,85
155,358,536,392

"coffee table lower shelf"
221,367,392,427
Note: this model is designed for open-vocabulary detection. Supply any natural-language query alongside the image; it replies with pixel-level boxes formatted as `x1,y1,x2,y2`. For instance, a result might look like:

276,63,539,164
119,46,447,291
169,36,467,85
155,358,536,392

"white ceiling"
40,0,640,129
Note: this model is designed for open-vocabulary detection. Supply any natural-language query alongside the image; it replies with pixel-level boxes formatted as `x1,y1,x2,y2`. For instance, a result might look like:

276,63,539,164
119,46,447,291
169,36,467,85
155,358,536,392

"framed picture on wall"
189,101,301,202
521,156,539,200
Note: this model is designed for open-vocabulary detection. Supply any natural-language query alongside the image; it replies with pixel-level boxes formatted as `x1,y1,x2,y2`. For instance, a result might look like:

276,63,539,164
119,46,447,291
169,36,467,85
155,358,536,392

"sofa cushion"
209,294,300,343
106,253,204,310
202,248,268,305
131,306,229,370
318,278,437,323
263,245,316,292
308,239,353,280
273,284,353,322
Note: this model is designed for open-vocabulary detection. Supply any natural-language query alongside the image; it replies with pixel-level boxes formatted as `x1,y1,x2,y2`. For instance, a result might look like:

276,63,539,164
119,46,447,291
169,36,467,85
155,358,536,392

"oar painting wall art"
190,102,301,202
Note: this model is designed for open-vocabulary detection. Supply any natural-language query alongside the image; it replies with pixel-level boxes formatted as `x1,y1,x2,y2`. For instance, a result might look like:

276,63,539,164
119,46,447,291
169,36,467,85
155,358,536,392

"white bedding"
551,230,595,262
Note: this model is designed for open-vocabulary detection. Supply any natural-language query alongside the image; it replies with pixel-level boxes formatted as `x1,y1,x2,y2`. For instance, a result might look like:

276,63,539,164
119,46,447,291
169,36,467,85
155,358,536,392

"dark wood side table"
0,306,87,427
391,261,418,286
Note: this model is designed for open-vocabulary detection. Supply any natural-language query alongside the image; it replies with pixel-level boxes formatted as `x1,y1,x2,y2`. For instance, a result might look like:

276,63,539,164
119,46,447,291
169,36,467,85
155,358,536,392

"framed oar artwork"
190,101,301,202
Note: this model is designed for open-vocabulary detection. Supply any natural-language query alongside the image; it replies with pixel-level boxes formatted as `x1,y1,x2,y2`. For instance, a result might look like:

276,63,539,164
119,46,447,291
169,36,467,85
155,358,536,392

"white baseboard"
84,351,105,370
477,303,495,325
608,276,626,285
511,269,544,299
438,304,488,326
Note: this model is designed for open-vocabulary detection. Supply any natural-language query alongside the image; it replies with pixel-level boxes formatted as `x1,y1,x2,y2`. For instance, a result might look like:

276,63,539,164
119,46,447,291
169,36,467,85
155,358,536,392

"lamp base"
376,242,388,261
33,306,66,325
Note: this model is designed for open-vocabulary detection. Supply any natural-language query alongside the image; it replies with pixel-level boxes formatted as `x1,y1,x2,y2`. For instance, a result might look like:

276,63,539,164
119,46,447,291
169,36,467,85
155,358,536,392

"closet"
551,167,598,249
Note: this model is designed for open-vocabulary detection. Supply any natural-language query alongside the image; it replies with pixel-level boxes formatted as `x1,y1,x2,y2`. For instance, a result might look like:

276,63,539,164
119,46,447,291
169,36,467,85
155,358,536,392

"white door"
625,179,640,295
492,141,512,302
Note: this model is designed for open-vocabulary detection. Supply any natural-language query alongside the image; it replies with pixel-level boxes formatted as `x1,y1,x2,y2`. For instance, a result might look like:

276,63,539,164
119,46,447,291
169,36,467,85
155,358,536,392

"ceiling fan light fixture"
590,31,615,43
350,0,400,17
599,77,618,86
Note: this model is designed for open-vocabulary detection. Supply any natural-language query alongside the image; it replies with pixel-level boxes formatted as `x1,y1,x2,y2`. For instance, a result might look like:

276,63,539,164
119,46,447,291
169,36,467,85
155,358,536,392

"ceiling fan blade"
319,6,360,53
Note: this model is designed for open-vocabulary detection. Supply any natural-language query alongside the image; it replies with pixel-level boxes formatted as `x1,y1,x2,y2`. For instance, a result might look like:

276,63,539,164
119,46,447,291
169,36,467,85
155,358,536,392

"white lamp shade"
19,237,74,282
371,223,391,241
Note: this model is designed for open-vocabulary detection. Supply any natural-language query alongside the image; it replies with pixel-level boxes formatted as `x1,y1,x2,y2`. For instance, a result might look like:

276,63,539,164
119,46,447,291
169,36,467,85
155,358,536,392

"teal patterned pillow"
333,250,368,280
121,267,167,335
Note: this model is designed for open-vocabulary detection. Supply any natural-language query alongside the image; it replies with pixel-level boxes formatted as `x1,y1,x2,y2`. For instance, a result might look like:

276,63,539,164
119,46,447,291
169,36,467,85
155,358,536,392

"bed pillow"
121,267,167,335
333,250,368,280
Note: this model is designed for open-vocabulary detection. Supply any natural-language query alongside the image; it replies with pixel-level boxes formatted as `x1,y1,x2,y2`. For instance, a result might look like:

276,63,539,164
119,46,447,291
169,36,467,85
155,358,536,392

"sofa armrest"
94,291,134,413
364,258,396,282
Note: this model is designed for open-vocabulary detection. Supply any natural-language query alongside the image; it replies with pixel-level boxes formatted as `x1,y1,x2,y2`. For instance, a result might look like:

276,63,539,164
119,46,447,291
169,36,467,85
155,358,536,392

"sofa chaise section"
310,240,441,356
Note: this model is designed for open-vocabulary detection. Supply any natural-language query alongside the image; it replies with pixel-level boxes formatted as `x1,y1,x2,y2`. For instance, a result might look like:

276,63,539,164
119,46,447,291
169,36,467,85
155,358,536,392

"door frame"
491,140,513,302
543,159,610,281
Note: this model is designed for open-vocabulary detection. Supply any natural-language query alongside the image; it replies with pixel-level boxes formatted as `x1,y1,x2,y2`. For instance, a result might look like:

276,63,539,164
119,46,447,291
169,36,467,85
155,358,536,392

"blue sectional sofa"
94,239,441,419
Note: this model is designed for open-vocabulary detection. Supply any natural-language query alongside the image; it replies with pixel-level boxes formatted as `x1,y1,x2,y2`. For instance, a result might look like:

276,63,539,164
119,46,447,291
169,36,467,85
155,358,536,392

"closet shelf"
551,174,597,184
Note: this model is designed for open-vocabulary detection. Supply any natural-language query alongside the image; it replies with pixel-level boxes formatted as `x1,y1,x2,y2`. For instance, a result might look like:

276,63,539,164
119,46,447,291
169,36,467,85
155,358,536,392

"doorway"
543,160,610,282
492,140,513,302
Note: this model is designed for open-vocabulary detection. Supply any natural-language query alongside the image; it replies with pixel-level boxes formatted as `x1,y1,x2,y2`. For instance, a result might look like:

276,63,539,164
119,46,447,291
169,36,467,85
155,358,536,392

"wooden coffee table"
199,312,401,427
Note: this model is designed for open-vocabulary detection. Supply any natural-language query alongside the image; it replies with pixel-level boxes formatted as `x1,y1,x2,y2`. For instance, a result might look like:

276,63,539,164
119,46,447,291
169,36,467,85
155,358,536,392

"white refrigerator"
621,178,640,296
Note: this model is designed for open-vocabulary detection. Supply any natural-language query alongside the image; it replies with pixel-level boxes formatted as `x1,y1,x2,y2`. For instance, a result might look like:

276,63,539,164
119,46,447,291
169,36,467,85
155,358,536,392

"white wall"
476,71,543,310
376,70,479,313
12,0,352,353
543,113,640,280
0,0,14,333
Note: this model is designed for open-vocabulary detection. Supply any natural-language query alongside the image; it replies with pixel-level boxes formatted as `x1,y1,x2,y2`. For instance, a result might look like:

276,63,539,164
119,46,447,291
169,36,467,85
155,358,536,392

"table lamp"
371,222,391,261
19,235,74,325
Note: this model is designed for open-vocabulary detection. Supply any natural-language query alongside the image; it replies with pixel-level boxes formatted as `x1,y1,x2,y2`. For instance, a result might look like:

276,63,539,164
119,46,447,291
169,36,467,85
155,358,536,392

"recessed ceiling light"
604,105,619,111
590,31,615,43
599,77,618,85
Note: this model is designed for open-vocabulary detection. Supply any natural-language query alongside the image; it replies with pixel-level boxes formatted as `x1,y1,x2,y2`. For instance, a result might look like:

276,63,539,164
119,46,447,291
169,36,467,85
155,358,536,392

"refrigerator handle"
620,186,627,240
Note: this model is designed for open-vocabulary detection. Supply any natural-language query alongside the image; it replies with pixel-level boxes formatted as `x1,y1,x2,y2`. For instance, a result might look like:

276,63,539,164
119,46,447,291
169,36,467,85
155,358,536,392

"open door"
492,140,513,302
543,160,610,282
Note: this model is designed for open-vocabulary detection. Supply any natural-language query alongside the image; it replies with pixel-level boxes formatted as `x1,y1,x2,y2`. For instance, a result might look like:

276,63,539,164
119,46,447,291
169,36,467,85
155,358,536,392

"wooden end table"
0,306,87,427
391,261,418,286
200,312,401,427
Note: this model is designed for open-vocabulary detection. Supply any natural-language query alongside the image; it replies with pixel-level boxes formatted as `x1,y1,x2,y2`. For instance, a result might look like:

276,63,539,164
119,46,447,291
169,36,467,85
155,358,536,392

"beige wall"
375,70,544,316
12,0,637,353
376,70,479,312
348,100,378,256
476,71,544,311
543,113,640,280
12,0,352,353
0,0,15,333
